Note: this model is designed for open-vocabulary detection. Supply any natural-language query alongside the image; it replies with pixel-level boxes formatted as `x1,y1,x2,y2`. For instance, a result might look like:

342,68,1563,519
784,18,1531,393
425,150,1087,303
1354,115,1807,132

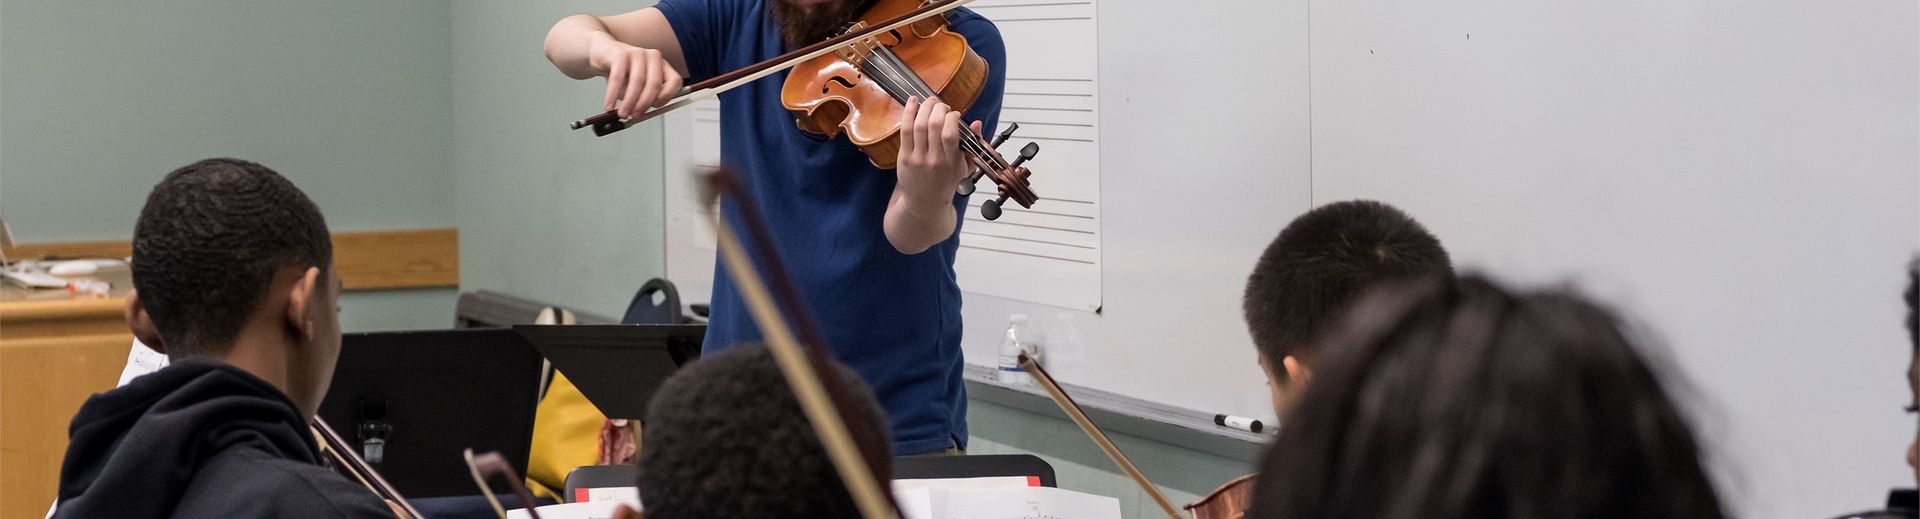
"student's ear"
611,504,643,519
284,267,322,342
1281,355,1312,387
123,289,166,354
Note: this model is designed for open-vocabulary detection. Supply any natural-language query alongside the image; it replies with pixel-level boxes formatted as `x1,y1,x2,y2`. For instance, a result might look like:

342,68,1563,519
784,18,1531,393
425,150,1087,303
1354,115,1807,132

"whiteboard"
663,1,1919,516
663,0,1311,426
1309,1,1917,517
956,0,1311,427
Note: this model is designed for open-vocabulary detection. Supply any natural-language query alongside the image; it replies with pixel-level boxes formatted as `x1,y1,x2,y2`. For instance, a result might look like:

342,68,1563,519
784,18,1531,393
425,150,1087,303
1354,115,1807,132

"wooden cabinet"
0,271,132,519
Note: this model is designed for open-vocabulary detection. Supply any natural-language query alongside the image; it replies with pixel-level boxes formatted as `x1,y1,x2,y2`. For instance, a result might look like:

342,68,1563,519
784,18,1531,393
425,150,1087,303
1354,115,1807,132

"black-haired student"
1251,275,1727,519
51,159,395,518
1242,200,1452,415
610,345,892,519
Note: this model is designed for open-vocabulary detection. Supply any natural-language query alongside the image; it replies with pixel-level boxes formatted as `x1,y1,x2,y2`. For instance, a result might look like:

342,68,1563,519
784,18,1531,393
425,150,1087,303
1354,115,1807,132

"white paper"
504,498,639,519
953,0,1103,311
893,475,1037,494
925,486,1122,519
117,338,170,386
579,486,638,503
895,476,1040,519
897,487,939,519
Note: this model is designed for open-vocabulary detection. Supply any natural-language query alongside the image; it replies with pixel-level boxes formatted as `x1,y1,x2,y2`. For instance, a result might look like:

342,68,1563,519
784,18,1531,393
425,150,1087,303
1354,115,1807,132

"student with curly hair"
52,159,395,518
611,345,893,519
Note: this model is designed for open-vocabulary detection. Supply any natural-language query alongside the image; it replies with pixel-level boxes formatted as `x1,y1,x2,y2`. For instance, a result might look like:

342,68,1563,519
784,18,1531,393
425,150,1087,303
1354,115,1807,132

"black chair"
894,454,1056,487
1829,489,1918,519
562,464,638,503
561,454,1058,503
622,278,686,325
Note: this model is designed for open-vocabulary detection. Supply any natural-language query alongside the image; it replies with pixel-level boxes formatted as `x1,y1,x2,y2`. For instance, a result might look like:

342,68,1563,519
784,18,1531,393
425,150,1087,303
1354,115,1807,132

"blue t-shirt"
655,0,1005,455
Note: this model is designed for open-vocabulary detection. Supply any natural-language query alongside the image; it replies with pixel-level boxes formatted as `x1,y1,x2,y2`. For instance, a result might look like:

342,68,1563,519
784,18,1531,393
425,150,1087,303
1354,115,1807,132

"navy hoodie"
52,358,391,518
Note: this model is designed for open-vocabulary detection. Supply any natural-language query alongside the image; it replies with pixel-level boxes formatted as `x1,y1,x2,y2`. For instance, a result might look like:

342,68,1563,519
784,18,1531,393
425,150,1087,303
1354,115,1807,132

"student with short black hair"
1250,275,1726,519
1242,200,1452,414
612,345,892,519
52,158,394,518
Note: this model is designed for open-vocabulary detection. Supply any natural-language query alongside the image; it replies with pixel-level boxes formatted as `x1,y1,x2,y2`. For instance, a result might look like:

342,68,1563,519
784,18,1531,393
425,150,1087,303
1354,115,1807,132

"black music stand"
319,328,544,498
513,324,705,420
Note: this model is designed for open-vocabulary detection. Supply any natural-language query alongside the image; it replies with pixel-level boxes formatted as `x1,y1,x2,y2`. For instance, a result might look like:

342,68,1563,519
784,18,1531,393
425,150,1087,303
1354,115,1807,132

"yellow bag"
523,370,605,500
521,307,607,501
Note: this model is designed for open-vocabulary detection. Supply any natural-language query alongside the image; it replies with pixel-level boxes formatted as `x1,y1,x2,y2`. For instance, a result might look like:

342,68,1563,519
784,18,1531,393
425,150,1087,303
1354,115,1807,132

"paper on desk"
895,476,1037,519
900,486,1121,519
894,475,1037,494
504,497,638,519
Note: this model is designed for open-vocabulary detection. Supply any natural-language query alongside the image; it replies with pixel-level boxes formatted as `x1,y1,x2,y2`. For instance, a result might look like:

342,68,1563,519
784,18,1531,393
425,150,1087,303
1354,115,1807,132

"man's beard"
771,0,873,50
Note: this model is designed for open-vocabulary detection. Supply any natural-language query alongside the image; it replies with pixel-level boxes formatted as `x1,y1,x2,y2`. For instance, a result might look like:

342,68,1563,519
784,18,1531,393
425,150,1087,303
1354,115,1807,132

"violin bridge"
834,22,880,67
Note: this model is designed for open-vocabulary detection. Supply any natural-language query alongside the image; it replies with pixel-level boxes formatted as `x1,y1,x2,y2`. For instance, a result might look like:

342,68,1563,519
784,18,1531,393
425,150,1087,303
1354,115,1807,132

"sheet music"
663,1,1103,310
905,486,1122,519
954,0,1102,311
894,476,1036,519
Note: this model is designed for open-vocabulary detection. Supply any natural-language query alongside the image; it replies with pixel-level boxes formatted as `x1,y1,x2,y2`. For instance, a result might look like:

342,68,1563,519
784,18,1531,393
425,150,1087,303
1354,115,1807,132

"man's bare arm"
544,8,688,118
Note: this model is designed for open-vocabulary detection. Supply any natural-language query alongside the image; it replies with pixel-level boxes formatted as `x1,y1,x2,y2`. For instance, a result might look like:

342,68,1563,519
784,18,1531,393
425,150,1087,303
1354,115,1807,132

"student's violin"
568,0,1040,221
1186,475,1256,519
1017,354,1258,519
313,419,424,518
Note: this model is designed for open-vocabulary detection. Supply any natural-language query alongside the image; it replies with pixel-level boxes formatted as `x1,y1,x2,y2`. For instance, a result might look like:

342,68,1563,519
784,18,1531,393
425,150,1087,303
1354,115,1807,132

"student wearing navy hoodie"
51,158,394,518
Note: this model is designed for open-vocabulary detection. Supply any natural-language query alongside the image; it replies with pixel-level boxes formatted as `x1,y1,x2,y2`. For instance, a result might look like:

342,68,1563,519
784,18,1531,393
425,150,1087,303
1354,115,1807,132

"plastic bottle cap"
1010,314,1029,324
1055,312,1075,322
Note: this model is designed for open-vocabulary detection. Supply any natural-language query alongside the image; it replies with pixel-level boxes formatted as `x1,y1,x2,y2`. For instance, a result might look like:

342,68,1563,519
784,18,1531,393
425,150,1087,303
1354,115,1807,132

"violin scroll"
958,122,1021,196
977,141,1038,221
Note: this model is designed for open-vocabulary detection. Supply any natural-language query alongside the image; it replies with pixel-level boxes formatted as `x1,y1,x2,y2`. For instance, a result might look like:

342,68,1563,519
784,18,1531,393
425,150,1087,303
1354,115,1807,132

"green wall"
0,0,458,331
450,0,666,319
1,2,1247,516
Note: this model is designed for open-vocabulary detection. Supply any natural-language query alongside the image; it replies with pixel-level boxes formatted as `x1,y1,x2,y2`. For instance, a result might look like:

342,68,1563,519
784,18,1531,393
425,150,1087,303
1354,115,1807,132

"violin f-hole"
825,75,860,93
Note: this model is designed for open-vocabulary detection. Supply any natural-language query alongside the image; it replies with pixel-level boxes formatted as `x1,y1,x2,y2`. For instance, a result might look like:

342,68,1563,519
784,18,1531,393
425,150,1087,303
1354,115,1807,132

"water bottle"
1044,312,1086,382
996,314,1036,386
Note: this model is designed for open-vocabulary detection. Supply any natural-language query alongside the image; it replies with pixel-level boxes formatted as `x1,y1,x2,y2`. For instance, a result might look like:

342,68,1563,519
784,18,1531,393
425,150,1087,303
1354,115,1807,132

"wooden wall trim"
5,228,458,291
331,228,459,290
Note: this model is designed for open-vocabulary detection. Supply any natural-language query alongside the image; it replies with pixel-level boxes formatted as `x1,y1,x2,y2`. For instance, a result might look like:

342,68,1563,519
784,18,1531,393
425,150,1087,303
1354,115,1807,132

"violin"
1017,354,1258,519
781,0,1039,219
569,0,1040,221
1186,474,1256,519
313,419,424,518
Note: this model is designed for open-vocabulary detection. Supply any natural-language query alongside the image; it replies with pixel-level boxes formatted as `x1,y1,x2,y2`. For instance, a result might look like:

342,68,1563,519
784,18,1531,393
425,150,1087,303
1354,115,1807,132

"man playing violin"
545,0,1005,455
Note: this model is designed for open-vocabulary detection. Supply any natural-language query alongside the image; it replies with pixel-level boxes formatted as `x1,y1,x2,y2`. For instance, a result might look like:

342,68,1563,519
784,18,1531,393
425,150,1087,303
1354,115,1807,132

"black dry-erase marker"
1215,414,1263,433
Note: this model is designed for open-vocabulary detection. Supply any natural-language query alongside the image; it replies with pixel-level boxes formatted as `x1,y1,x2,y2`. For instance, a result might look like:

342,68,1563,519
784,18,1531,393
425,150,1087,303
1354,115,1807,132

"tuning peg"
1010,142,1039,167
981,196,1006,221
957,123,1025,196
990,122,1020,148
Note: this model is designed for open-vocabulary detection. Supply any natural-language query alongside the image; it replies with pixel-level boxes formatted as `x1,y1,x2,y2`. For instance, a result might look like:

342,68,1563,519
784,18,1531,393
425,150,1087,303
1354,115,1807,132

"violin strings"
857,42,1015,195
860,44,1002,169
864,49,989,161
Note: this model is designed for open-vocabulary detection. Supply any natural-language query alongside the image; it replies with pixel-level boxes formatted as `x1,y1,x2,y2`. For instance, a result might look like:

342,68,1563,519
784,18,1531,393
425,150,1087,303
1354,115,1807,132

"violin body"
781,0,988,169
1185,474,1256,519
